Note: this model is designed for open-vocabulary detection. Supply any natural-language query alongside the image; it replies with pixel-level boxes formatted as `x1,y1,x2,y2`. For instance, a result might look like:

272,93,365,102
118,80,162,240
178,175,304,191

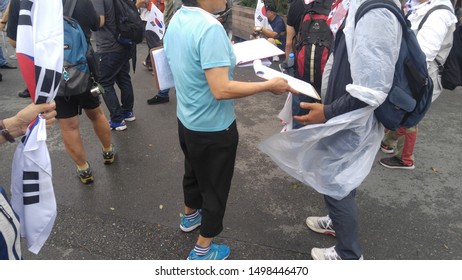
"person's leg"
179,120,238,259
396,126,417,166
59,116,87,166
84,106,111,149
144,30,161,69
381,129,398,153
147,88,170,104
324,190,362,260
98,52,124,123
114,50,134,115
0,46,6,66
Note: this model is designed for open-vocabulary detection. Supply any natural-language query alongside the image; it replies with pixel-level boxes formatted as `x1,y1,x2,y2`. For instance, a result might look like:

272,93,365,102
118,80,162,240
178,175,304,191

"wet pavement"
1,41,461,260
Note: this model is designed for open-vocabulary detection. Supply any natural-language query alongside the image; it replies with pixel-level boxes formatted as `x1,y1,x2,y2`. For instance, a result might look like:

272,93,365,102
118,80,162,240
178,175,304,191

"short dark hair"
265,1,277,12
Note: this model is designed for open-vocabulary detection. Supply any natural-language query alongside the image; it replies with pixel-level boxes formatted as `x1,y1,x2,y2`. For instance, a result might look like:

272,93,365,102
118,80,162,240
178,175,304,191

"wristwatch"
0,119,15,143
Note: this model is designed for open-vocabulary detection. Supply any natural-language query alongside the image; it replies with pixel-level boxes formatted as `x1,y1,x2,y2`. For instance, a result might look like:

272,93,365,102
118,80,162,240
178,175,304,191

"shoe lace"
319,215,333,231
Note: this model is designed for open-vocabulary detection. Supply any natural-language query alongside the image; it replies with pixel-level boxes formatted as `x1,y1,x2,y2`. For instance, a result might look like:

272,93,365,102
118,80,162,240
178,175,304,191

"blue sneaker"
109,120,127,131
187,243,230,260
180,212,202,232
123,112,136,121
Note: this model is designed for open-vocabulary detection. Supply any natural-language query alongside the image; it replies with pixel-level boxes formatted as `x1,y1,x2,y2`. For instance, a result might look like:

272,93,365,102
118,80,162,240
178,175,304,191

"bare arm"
260,26,279,39
0,102,56,145
204,67,296,100
285,25,295,61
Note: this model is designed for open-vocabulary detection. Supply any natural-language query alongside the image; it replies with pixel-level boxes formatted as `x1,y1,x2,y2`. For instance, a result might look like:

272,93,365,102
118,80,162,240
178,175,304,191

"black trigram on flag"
257,15,264,23
23,171,39,205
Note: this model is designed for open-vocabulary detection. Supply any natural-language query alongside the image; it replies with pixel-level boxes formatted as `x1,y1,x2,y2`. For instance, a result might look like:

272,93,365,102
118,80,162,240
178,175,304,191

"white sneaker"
311,246,364,260
272,55,280,62
306,215,336,236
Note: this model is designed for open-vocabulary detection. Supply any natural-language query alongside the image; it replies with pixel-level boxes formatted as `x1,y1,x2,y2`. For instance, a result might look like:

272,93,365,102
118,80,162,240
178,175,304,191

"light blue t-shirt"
164,6,236,132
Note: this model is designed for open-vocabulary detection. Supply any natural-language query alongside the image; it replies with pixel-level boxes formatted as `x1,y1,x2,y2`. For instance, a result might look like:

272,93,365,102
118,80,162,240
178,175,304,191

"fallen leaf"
159,204,163,210
444,244,449,249
431,166,438,173
110,207,115,211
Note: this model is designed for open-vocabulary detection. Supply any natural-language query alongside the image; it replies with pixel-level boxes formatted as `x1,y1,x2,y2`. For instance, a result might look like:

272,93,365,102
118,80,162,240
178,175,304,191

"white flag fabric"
255,0,273,30
11,118,56,254
11,0,63,254
146,4,165,40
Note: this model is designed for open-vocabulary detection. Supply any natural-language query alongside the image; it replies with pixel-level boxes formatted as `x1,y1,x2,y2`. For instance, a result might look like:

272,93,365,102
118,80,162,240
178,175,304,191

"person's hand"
15,101,57,134
267,77,298,95
293,102,326,125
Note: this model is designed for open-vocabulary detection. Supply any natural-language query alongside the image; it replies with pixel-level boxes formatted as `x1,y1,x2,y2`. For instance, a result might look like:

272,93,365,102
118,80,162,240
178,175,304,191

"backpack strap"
355,0,409,33
417,5,453,31
63,0,77,18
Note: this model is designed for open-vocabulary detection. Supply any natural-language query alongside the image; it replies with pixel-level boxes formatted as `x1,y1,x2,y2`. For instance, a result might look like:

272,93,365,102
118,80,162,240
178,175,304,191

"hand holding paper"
253,60,320,99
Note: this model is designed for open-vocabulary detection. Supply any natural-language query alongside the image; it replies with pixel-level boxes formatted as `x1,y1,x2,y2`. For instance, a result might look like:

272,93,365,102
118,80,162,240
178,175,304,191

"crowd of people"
1,0,459,261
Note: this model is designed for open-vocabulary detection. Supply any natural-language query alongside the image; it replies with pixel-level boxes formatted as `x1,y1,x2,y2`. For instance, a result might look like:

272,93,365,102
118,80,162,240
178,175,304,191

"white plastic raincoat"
259,0,403,200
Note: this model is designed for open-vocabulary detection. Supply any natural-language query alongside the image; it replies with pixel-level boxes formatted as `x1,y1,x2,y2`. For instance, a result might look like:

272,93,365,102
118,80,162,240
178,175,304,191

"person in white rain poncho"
259,0,403,260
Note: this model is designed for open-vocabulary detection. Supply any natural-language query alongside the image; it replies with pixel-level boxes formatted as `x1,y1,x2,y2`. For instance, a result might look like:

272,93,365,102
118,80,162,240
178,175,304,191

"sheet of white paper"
253,60,320,100
237,58,271,68
152,48,175,90
233,38,284,65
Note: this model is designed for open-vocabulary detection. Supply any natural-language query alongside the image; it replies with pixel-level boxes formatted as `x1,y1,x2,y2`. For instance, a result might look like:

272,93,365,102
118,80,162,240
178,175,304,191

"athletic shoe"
380,142,394,154
187,243,230,260
123,111,136,121
311,246,363,260
306,215,336,236
18,88,30,98
272,55,280,62
379,156,415,170
109,120,127,131
102,144,115,165
179,212,202,232
78,164,94,184
147,95,169,105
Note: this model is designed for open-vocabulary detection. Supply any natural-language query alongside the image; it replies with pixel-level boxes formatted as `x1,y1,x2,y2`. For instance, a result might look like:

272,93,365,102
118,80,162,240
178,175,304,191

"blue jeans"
0,46,7,66
157,88,169,98
98,50,134,122
324,189,362,259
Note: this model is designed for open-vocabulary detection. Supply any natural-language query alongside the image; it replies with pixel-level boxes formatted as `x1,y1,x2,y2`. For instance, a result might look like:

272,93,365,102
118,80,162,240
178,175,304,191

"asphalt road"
0,41,461,260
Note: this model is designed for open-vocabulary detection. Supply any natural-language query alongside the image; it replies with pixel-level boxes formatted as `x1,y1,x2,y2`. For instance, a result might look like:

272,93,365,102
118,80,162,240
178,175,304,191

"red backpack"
293,0,333,91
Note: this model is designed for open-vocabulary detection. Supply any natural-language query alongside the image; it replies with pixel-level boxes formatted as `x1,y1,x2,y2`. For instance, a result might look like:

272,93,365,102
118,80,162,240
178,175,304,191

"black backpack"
356,0,434,130
113,0,144,45
418,5,462,90
293,0,333,91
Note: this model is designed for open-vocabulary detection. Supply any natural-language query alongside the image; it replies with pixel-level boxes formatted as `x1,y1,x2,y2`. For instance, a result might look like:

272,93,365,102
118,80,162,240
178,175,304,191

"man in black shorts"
8,0,115,184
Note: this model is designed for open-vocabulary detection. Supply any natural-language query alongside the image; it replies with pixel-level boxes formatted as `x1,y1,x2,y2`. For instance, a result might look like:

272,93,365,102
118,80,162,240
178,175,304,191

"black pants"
178,119,238,238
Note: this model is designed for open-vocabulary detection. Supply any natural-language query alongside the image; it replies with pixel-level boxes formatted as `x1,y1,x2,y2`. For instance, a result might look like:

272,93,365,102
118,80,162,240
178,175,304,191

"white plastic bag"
259,107,384,200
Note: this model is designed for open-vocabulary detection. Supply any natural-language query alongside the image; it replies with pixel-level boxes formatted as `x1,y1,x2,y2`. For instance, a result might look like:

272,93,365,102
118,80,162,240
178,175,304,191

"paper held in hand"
150,47,175,91
233,38,284,65
253,60,320,100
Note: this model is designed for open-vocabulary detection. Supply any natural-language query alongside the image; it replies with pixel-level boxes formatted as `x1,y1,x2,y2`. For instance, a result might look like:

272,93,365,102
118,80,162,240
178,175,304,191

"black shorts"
55,91,101,119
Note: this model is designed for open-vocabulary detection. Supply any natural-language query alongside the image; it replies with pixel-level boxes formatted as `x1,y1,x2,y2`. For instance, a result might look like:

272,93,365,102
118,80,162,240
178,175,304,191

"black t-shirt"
66,0,100,42
287,0,306,34
7,0,99,42
6,0,19,41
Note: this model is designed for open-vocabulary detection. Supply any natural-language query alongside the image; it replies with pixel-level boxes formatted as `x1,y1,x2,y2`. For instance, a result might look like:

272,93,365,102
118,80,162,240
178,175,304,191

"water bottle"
287,53,295,68
287,53,295,76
